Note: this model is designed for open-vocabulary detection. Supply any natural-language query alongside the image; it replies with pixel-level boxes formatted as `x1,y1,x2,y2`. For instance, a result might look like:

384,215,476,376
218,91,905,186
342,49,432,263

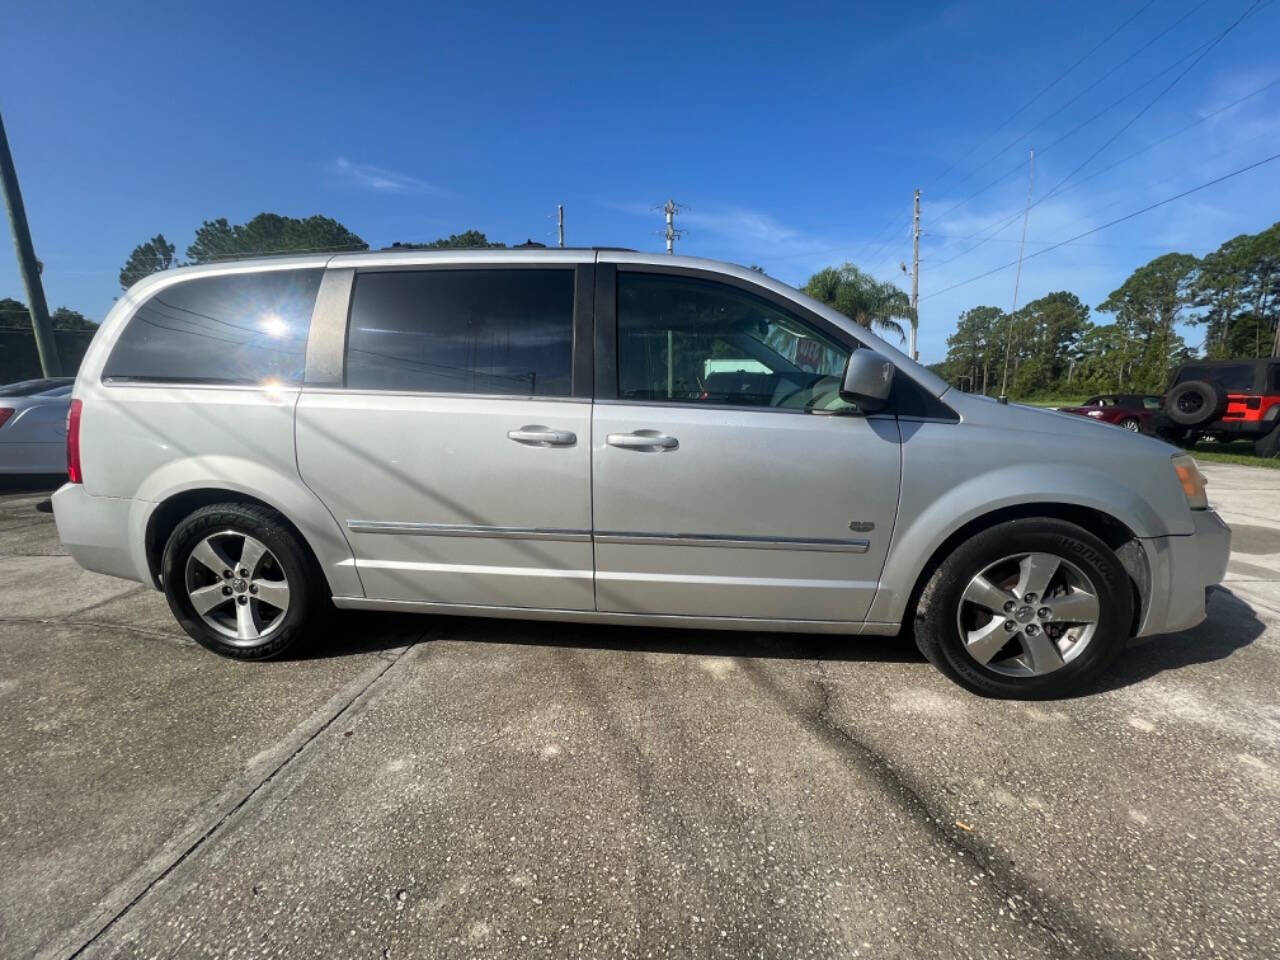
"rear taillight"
66,399,83,484
0,408,13,429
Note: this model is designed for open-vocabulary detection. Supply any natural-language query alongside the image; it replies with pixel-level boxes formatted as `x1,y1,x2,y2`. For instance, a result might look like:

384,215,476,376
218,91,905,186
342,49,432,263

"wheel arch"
140,483,359,598
878,501,1149,638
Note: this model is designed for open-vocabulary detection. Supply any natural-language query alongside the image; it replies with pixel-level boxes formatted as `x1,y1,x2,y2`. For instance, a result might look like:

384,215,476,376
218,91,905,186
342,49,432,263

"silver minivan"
53,249,1231,698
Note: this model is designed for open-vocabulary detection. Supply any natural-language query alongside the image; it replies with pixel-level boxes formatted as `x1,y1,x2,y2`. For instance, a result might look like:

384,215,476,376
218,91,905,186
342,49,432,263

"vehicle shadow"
0,474,64,494
293,586,1264,687
295,608,924,665
1092,586,1265,694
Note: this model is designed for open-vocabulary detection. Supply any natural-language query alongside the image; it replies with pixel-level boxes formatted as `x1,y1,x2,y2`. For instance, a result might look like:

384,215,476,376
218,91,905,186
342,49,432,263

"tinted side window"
616,272,853,411
345,269,574,396
103,269,321,385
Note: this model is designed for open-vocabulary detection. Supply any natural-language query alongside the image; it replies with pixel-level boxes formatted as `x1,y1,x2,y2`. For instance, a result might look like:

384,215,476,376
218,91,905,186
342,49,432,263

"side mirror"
840,349,895,411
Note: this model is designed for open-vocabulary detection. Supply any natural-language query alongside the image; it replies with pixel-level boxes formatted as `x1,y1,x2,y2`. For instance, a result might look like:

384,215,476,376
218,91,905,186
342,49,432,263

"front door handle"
606,431,679,451
508,426,577,447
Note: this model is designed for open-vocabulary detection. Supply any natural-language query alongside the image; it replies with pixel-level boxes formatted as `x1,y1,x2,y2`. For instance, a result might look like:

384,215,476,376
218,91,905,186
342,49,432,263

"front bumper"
51,483,147,584
1136,509,1231,637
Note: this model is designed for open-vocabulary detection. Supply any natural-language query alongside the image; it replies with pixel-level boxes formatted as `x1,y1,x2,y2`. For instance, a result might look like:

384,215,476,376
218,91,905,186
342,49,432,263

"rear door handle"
606,431,679,451
508,426,577,447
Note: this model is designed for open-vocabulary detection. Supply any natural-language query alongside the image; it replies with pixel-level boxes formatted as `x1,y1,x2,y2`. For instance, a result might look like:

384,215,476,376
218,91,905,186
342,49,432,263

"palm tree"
802,263,912,343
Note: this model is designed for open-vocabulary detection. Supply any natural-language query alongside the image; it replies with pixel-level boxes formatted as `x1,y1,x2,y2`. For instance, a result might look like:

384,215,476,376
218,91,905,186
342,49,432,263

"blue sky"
3,0,1278,363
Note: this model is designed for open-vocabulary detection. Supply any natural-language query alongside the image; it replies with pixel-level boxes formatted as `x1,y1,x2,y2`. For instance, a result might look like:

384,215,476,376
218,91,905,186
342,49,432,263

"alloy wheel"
184,530,291,645
955,552,1100,677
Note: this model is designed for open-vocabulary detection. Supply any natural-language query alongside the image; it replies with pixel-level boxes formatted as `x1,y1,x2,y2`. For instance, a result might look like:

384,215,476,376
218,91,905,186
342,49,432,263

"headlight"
1171,454,1208,510
1086,410,1106,418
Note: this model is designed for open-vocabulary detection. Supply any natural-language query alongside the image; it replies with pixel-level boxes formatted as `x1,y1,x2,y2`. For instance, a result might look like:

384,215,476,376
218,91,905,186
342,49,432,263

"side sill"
331,596,867,635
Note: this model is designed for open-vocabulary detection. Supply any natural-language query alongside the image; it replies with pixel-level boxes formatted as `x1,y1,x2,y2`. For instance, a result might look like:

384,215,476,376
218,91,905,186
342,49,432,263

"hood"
945,390,1175,452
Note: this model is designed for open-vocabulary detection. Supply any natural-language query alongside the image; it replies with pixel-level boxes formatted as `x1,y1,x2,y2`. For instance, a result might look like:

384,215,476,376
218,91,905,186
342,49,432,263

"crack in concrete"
35,632,431,960
745,658,1143,960
0,614,187,644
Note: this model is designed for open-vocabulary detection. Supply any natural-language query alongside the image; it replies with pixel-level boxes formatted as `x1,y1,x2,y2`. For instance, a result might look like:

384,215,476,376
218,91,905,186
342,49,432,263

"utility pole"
659,199,684,254
909,188,920,360
557,204,564,249
999,149,1035,403
0,112,61,377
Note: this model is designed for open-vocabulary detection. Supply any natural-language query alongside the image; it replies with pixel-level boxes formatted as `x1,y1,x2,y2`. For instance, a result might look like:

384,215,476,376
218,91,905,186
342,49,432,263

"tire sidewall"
1254,422,1280,459
161,504,314,660
915,519,1133,699
1163,380,1224,427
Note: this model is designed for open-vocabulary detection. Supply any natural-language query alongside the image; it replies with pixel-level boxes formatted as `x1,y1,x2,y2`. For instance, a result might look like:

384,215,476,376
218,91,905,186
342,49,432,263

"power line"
920,149,1280,302
928,0,1265,268
930,0,1162,194
838,1,1164,276
1031,0,1263,207
937,0,1210,204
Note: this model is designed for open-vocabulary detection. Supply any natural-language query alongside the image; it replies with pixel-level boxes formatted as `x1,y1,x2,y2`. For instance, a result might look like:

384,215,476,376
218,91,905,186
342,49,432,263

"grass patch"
1186,440,1279,469
1014,397,1082,409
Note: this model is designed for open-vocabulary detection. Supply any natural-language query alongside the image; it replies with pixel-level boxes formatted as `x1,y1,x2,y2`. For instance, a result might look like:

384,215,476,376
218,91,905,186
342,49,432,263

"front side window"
345,269,574,396
103,269,321,385
616,272,852,411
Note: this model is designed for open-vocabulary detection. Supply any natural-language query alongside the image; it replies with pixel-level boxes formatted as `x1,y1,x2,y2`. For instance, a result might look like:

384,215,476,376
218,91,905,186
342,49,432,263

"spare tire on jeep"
1163,379,1228,427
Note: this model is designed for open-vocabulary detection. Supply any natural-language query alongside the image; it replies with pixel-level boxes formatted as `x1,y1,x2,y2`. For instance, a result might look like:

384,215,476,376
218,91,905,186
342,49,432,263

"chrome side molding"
347,521,591,542
347,522,870,553
593,531,871,553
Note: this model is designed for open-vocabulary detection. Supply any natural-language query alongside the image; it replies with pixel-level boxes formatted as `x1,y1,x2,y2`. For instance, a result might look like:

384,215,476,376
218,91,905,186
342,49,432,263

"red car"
1057,394,1162,433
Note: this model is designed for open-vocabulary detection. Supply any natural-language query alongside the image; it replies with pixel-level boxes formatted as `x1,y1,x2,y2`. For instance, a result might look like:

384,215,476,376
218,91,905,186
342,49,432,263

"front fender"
868,419,1191,625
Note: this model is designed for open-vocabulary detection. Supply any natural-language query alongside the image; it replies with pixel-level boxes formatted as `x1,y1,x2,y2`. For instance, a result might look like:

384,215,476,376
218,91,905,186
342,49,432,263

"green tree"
1008,292,1090,396
1072,323,1136,393
0,297,28,329
119,233,178,290
50,307,97,331
388,230,506,250
938,305,1004,393
1190,222,1280,358
186,213,366,263
802,263,912,341
1097,252,1198,391
0,299,96,331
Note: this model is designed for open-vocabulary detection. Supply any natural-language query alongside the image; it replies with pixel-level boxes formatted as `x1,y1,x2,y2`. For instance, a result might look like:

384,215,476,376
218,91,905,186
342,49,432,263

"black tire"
914,518,1133,699
1255,422,1280,459
1117,416,1141,433
161,502,320,660
1163,379,1227,427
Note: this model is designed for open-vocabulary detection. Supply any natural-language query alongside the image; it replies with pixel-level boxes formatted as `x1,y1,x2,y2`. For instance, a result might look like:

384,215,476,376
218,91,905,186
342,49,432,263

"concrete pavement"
0,468,1277,959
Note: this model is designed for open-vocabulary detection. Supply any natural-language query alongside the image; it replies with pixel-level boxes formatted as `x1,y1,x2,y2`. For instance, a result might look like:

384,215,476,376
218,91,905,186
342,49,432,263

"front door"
296,263,595,610
591,268,902,623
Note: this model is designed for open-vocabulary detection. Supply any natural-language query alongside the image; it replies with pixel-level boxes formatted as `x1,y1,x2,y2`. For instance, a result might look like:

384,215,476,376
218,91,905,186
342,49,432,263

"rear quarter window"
102,269,322,385
1174,363,1255,393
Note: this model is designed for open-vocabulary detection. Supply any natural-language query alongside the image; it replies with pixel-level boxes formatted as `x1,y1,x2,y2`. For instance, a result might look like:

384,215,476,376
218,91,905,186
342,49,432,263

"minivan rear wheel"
914,519,1132,699
161,503,317,660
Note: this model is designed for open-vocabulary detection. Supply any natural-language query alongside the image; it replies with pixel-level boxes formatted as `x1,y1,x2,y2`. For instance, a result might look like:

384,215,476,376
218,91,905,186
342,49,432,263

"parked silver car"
0,379,73,474
52,250,1230,698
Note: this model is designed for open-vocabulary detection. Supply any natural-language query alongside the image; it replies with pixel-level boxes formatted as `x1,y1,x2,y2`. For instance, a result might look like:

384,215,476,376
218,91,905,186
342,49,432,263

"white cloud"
329,157,448,195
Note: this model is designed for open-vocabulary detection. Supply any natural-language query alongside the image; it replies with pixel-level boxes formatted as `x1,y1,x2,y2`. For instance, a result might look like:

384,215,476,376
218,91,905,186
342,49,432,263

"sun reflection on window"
259,313,288,338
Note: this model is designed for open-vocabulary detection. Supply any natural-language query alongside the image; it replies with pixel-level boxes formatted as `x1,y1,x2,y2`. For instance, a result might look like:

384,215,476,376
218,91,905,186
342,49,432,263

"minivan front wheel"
914,519,1132,699
162,503,317,659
